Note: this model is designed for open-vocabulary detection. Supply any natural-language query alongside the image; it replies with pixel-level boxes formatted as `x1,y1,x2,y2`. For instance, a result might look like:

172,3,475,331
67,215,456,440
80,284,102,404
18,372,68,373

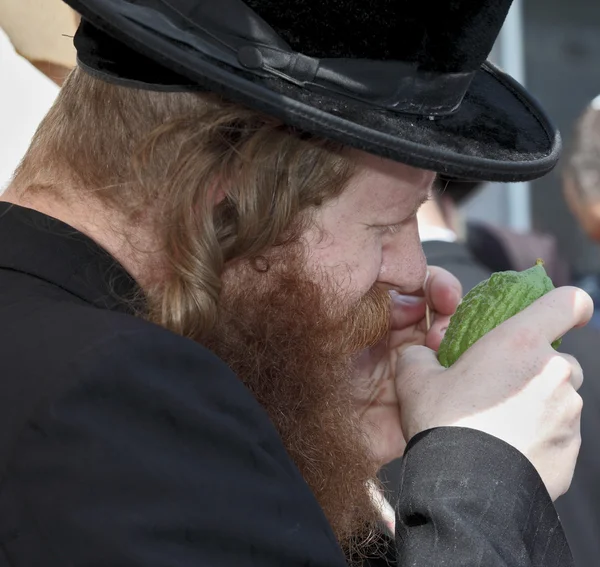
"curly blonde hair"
13,67,356,339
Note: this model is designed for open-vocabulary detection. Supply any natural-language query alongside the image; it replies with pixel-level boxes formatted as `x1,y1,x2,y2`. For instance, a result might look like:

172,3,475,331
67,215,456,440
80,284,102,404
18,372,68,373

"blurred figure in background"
551,95,600,567
0,0,77,190
419,178,570,288
563,95,600,329
414,180,490,293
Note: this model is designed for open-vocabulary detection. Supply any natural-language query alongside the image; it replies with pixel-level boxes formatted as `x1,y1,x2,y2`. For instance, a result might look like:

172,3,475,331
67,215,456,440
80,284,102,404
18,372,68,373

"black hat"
63,0,560,182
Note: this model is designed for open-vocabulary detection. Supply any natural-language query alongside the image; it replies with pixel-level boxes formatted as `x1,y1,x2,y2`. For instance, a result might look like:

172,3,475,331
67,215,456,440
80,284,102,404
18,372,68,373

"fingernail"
440,326,448,337
422,270,431,291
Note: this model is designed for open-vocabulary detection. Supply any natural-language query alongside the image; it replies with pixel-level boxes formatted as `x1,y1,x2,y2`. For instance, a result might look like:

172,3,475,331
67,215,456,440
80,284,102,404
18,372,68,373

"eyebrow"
372,174,437,225
406,191,432,218
409,175,437,216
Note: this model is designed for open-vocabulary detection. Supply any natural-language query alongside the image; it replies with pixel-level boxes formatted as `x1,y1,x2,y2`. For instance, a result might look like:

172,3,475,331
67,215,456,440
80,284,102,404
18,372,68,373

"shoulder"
0,275,287,472
62,320,279,449
2,310,345,566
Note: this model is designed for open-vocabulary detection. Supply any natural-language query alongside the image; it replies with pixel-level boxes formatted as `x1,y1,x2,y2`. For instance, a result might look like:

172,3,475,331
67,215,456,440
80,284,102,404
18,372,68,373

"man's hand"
354,266,462,466
395,286,592,501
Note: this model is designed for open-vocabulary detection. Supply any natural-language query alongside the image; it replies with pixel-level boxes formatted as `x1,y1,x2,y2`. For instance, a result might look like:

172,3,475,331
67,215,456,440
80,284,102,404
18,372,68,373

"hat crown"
63,0,560,182
242,0,512,72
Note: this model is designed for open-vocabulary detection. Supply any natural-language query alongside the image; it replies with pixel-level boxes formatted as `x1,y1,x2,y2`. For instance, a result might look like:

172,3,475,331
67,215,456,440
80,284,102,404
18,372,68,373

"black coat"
0,204,574,566
382,238,600,567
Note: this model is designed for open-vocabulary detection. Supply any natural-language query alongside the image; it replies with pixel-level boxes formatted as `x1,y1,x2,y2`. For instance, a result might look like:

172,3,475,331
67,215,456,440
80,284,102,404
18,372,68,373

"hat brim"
65,0,561,183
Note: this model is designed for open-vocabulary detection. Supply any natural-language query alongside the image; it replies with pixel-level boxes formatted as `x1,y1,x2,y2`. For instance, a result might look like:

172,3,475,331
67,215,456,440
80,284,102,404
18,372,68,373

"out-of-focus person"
0,0,77,190
563,95,600,328
419,178,570,288
414,182,490,292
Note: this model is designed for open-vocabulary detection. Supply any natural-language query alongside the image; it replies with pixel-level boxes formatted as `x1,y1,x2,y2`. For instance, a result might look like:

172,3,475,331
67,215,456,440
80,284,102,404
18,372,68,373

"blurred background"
467,0,600,281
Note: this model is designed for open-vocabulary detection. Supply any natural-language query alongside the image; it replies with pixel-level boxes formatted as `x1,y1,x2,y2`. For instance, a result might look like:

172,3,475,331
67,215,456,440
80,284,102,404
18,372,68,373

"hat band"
81,0,476,116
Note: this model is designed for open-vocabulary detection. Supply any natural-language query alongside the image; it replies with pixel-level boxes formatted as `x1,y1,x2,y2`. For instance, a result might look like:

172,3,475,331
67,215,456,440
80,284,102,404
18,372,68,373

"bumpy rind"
437,262,561,368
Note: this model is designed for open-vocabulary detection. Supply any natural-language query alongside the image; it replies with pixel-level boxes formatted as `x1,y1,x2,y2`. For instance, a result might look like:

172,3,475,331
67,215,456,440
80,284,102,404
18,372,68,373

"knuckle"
571,392,584,416
553,286,593,323
542,354,573,385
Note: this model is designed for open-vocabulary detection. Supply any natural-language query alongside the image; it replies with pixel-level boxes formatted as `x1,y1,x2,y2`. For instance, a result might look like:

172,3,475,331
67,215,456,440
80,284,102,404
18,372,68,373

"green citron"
437,259,562,368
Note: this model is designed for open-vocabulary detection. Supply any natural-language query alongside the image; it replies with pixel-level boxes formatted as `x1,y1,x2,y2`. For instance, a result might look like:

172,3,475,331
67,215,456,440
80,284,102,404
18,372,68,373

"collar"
418,225,457,243
0,202,144,314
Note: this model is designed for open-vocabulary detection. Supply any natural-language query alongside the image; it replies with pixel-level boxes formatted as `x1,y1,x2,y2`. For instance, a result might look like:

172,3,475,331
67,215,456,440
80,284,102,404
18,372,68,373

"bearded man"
0,0,591,566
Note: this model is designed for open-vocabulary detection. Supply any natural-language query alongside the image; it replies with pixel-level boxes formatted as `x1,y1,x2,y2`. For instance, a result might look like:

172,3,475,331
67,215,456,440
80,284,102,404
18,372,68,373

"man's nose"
378,239,428,295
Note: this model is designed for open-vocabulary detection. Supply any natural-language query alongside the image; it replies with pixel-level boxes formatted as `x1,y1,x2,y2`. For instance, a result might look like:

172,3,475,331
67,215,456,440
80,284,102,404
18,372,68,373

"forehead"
344,152,435,212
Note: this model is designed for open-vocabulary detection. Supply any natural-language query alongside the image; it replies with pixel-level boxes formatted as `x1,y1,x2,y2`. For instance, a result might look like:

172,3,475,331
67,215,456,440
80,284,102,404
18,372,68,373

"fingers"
388,266,462,331
424,266,462,316
424,314,451,351
503,286,593,345
395,345,442,388
556,353,583,390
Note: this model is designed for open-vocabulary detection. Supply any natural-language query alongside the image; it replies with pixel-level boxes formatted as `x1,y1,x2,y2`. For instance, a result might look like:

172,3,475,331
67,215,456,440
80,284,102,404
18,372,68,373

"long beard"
202,259,392,552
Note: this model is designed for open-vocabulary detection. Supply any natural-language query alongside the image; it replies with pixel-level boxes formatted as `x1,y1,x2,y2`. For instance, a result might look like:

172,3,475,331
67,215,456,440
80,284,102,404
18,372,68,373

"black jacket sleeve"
395,428,573,567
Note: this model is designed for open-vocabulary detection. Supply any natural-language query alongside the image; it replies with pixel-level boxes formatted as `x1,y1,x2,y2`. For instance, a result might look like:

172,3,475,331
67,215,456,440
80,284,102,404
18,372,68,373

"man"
563,95,600,328
0,1,591,565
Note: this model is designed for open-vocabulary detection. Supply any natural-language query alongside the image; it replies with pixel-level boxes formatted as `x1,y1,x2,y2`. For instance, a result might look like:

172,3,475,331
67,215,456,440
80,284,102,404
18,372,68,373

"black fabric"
0,202,574,565
398,428,572,566
75,18,195,90
467,221,518,273
554,328,600,567
422,239,491,293
75,13,476,116
62,0,561,182
244,0,510,71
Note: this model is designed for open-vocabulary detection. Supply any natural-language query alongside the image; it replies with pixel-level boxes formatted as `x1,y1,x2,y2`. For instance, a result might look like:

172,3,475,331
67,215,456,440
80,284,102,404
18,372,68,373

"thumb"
395,345,443,390
394,346,445,443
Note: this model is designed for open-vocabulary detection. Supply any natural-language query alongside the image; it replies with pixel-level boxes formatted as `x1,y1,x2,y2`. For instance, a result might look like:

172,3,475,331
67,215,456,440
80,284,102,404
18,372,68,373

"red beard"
202,257,392,552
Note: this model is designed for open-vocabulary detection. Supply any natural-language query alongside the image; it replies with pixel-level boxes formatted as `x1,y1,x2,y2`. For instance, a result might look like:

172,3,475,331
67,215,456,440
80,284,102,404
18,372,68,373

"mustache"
337,286,392,354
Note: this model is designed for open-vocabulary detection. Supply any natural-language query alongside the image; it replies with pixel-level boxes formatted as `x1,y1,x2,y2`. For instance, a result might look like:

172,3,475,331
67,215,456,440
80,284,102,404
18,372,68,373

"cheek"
303,230,383,297
352,246,384,293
